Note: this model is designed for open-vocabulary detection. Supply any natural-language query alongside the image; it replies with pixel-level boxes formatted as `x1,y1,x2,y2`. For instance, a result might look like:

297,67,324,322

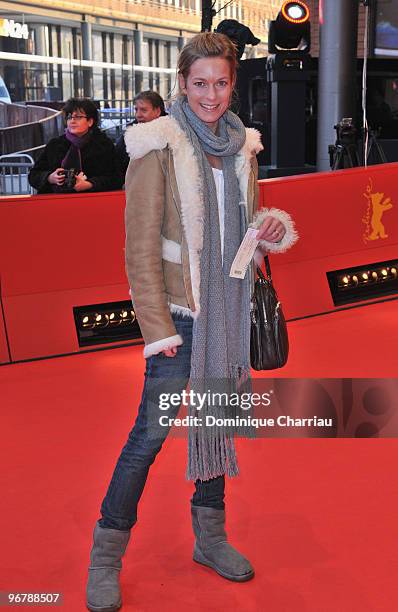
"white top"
212,167,225,261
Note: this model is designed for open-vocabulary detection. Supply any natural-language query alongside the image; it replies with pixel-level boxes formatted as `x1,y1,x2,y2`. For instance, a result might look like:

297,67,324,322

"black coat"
115,121,136,178
28,128,123,194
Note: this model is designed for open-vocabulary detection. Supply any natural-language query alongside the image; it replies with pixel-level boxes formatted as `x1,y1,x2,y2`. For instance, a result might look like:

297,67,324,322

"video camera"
334,117,358,147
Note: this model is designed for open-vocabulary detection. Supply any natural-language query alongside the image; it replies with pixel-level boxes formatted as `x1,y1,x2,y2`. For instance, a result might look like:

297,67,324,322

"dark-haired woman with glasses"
29,97,123,194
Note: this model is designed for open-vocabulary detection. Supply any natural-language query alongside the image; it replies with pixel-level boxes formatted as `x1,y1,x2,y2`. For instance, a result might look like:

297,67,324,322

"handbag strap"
256,255,272,282
264,254,272,280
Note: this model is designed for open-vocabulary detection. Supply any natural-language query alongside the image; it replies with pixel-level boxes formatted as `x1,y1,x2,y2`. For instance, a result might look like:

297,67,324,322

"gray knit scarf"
169,97,251,481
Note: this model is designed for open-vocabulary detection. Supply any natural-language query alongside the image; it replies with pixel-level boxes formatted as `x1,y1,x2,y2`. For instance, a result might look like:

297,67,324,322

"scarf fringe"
187,430,239,482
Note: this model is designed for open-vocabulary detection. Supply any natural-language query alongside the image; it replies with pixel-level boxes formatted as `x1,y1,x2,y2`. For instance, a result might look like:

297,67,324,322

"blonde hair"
177,32,239,85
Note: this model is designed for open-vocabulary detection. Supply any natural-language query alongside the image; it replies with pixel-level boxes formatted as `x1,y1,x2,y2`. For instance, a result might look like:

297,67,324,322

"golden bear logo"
362,178,393,244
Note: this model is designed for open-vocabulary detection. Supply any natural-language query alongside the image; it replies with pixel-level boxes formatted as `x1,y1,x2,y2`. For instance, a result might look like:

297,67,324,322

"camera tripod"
364,129,387,165
329,142,360,170
329,127,387,171
329,118,360,170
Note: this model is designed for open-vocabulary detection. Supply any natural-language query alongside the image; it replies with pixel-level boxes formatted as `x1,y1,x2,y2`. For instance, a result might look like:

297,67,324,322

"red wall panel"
1,162,398,362
0,191,126,297
259,162,398,318
2,284,133,362
0,191,131,362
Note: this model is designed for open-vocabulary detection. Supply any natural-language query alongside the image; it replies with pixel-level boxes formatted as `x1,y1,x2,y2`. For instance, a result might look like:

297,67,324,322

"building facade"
0,0,282,103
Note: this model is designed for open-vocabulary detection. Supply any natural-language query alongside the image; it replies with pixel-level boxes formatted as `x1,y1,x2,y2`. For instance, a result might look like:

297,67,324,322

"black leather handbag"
250,255,289,370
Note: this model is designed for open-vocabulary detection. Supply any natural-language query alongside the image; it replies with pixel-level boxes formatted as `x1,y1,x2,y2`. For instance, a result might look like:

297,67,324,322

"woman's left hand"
74,172,93,192
257,216,286,243
162,347,178,357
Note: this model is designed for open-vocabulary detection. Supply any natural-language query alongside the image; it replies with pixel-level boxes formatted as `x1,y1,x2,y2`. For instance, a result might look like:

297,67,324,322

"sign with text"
0,19,29,40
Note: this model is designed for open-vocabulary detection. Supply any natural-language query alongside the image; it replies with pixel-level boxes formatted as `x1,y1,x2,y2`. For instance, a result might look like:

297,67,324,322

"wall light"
327,260,398,306
74,301,142,347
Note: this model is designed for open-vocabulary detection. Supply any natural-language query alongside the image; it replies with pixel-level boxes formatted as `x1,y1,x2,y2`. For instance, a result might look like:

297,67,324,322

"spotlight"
268,1,311,54
117,310,137,325
81,313,96,330
95,313,109,328
109,312,120,326
264,0,312,174
282,1,309,24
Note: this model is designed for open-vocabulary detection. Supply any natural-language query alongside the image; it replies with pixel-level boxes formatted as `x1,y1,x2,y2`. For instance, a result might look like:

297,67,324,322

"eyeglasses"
66,114,88,121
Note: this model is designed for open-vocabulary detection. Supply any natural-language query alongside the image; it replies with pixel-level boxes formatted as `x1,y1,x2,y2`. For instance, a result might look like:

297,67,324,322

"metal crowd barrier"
0,154,36,196
99,100,134,140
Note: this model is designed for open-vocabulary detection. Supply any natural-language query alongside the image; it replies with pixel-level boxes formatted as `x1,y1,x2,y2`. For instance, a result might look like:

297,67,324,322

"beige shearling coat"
124,116,298,358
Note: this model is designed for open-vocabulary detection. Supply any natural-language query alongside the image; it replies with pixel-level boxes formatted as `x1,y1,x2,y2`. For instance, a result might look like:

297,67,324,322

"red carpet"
1,301,398,611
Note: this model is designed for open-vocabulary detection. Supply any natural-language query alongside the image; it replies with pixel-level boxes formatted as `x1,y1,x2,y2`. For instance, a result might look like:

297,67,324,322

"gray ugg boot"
191,506,254,582
86,522,131,612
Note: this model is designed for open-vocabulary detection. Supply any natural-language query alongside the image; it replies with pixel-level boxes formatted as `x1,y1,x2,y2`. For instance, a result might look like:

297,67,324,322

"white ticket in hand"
229,228,259,279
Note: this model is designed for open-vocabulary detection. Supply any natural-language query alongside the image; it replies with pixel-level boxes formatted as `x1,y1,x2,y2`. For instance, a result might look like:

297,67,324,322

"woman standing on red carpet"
86,32,297,612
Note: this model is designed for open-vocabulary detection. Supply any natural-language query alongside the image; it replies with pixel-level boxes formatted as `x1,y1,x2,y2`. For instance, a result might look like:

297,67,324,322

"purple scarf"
61,128,92,172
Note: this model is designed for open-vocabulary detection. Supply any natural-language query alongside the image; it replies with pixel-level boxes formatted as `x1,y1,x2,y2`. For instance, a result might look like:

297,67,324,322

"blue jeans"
100,315,225,531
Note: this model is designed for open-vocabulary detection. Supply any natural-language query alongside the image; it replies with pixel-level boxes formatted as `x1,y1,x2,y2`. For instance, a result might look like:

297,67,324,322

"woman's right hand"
162,346,178,357
48,168,65,186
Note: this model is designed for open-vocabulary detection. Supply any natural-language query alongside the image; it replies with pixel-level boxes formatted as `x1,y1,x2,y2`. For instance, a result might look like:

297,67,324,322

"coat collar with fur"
124,115,263,205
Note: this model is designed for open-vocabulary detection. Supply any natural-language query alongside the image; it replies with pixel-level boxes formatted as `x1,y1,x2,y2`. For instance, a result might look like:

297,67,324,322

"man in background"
116,90,166,178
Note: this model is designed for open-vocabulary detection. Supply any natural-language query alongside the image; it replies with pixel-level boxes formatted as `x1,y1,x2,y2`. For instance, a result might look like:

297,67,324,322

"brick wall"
307,0,368,57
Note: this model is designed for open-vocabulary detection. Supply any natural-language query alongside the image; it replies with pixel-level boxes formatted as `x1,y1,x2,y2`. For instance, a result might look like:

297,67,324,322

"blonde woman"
87,32,297,612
